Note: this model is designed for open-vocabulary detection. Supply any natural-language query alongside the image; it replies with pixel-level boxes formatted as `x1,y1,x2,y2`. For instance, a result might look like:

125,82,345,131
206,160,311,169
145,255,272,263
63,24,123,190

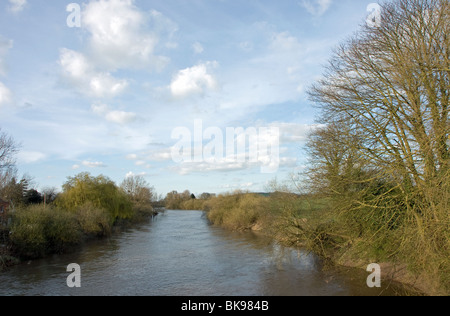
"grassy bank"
0,202,156,266
199,192,448,296
0,173,158,270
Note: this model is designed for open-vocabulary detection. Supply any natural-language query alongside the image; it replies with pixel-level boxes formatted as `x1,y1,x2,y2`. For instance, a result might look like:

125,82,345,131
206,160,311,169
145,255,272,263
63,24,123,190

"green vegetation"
206,192,269,231
194,0,450,295
10,205,82,258
0,0,447,296
303,0,449,295
55,173,134,222
0,173,156,263
164,190,210,210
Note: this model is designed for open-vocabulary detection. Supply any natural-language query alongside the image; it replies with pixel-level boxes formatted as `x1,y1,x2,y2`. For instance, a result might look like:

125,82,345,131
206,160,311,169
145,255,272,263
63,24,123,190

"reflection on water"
0,210,406,296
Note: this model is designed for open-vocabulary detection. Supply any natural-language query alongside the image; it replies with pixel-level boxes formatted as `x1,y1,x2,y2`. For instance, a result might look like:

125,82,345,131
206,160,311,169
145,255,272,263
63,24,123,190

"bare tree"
0,129,20,202
309,0,449,213
307,0,449,289
120,175,155,205
305,122,368,197
0,128,19,173
42,187,59,204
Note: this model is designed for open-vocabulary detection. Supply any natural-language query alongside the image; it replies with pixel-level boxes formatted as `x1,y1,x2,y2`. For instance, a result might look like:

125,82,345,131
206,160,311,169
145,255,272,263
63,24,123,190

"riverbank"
0,210,409,296
0,206,158,272
199,192,448,296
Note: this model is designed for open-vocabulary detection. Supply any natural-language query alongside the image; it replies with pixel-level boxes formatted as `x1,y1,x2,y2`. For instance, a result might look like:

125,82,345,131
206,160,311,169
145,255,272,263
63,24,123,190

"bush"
10,205,82,258
206,193,268,231
129,203,156,224
76,202,112,237
56,173,134,222
180,198,207,211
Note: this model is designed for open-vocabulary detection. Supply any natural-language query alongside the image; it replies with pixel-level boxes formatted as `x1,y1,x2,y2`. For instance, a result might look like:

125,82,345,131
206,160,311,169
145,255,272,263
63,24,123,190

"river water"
0,210,405,296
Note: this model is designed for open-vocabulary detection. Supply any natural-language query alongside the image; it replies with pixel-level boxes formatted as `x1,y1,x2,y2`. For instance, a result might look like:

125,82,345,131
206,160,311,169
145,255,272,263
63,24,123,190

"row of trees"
1,128,159,259
1,128,156,215
0,173,58,207
8,172,156,259
164,190,215,210
1,128,58,207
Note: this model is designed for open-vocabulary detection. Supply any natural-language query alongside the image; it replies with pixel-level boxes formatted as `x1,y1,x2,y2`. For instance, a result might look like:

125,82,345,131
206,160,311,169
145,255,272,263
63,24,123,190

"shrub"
206,193,268,231
10,205,82,258
76,202,112,237
56,173,134,222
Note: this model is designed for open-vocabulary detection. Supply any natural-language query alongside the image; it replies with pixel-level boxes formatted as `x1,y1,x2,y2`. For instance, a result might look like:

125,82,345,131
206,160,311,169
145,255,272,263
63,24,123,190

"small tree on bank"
56,173,133,222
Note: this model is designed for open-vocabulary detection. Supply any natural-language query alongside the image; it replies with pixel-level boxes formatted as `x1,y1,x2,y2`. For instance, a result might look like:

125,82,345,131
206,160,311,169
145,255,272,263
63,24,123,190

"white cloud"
8,0,27,13
239,41,254,52
17,151,46,164
0,36,13,76
170,62,218,98
82,160,107,168
91,103,137,125
89,73,129,98
126,171,148,179
172,161,247,176
83,0,172,71
0,82,13,106
217,27,332,115
105,111,137,125
125,154,138,160
135,160,147,166
300,0,333,16
147,148,173,162
59,48,128,98
192,42,204,54
59,1,176,99
0,37,13,106
270,122,325,144
72,164,81,170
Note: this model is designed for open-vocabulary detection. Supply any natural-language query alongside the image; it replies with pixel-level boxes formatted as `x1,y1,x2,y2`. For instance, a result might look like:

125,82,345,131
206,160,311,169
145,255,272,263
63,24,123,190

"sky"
0,0,376,196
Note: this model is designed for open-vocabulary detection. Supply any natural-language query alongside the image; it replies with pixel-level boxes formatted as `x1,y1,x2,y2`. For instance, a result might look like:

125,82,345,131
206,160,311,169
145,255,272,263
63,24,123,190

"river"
0,210,406,296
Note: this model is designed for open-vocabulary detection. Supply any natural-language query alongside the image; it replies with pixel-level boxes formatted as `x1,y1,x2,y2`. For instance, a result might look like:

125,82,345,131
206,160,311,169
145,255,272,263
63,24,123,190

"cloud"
7,0,27,13
0,36,13,106
91,103,137,125
217,27,332,115
135,160,147,166
105,110,137,125
0,82,13,106
0,36,13,76
170,156,296,176
125,171,148,179
147,148,173,162
170,62,218,98
59,1,176,98
220,182,256,190
300,0,333,16
17,151,46,164
83,0,172,71
82,160,107,168
269,122,325,144
125,154,138,160
192,42,204,54
171,161,247,175
59,48,128,98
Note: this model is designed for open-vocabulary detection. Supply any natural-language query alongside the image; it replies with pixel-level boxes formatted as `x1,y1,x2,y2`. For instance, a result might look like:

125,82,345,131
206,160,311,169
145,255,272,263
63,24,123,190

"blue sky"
0,0,375,196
